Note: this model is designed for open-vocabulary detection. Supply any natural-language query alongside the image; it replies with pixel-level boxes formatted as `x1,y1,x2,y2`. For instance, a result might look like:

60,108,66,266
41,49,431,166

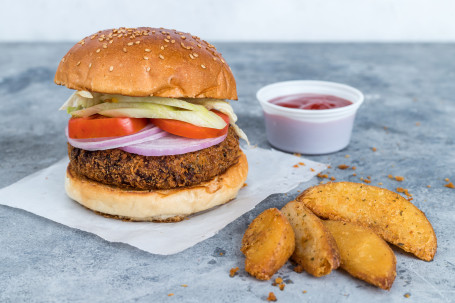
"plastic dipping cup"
256,80,364,155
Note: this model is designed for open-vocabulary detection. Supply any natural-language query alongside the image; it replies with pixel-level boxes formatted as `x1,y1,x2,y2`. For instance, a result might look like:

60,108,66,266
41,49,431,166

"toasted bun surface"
54,27,237,99
65,151,248,222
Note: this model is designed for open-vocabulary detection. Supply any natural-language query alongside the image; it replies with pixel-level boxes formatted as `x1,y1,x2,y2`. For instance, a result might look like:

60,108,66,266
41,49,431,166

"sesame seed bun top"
54,27,237,100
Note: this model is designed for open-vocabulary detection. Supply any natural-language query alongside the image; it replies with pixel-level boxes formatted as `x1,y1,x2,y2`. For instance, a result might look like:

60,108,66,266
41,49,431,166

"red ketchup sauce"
269,93,352,110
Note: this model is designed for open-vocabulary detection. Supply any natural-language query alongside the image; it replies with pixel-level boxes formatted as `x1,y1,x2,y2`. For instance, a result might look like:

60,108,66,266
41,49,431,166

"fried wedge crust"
241,208,295,280
297,182,437,261
281,201,340,277
324,220,397,290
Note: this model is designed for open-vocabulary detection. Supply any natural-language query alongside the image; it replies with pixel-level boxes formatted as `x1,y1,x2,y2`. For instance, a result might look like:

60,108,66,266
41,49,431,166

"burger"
54,27,248,222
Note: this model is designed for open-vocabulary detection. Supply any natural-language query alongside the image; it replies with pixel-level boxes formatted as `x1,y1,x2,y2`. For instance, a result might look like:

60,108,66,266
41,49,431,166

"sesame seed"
91,35,96,40
146,67,151,72
193,53,198,57
135,41,140,44
201,64,206,69
160,46,164,50
221,59,225,63
61,58,65,63
118,34,123,38
144,56,149,60
88,63,92,68
128,42,133,46
171,40,175,43
109,40,113,44
197,44,202,48
181,35,186,40
109,66,114,72
96,49,101,53
152,30,156,33
123,47,127,53
213,57,217,61
98,38,103,42
159,54,164,59
76,61,80,66
164,39,169,43
180,42,186,48
189,54,194,59
167,35,171,39
102,43,107,49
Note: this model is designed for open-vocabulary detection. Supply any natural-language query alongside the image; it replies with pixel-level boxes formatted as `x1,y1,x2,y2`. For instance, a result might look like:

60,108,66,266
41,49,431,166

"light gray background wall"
1,0,454,42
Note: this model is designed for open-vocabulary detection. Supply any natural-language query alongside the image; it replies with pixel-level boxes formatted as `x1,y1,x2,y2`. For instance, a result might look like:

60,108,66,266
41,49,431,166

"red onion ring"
119,132,228,156
66,124,167,151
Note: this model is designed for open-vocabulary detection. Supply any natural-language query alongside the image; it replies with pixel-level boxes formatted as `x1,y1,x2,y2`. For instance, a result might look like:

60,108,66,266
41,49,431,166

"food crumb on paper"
444,182,454,189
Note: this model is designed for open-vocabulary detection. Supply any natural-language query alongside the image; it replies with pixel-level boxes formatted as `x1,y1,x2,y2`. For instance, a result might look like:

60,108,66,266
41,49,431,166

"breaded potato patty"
68,127,240,190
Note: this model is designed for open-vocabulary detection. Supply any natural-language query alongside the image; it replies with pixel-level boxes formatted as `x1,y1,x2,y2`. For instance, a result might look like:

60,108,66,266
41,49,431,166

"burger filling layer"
68,127,240,190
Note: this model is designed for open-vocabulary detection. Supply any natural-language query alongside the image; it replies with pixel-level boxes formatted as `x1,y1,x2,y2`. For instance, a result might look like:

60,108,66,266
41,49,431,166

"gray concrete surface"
0,43,454,302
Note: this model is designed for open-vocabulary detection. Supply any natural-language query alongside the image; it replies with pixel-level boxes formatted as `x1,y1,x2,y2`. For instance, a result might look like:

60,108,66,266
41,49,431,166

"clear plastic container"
256,80,364,155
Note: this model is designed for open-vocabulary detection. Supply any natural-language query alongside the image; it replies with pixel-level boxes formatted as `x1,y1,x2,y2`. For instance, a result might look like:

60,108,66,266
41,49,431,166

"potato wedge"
281,201,340,277
297,182,437,261
323,220,396,290
241,208,295,280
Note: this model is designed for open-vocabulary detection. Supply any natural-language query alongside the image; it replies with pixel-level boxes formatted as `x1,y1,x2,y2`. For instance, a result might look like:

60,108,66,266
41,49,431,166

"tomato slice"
150,110,229,139
68,115,149,139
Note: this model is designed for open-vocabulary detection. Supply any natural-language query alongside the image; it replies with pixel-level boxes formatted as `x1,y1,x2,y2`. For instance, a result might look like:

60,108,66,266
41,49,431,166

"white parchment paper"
0,147,326,255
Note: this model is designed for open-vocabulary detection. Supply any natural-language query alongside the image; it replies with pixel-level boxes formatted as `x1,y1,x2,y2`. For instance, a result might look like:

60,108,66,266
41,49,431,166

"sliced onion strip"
66,124,167,151
119,132,228,156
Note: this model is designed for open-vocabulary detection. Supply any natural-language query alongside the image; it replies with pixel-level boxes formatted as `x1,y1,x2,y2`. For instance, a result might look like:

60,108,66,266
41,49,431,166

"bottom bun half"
65,151,248,222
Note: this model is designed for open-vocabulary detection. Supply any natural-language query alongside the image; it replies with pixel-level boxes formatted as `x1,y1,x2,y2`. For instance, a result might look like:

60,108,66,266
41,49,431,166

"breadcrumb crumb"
229,267,239,277
395,176,404,182
338,164,349,170
310,168,315,172
279,284,285,291
168,293,174,297
427,185,431,188
293,164,299,168
293,153,301,157
330,177,336,181
298,162,305,166
267,292,277,301
353,173,357,176
275,277,283,284
352,166,356,170
444,178,450,182
242,183,248,188
445,182,454,189
302,290,307,294
293,265,304,273
404,293,411,298
372,147,377,152
345,155,350,158
181,284,188,287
